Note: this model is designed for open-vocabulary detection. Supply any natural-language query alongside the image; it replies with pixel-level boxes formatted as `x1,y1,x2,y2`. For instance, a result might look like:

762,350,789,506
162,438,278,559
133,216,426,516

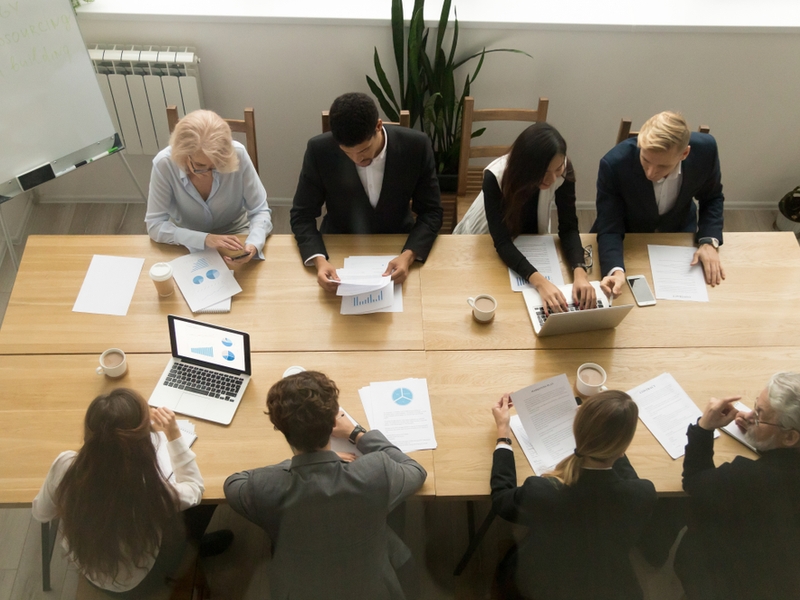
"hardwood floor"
0,202,787,599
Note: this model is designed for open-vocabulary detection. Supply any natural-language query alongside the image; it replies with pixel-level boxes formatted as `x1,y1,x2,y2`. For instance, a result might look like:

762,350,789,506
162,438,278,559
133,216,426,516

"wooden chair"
166,106,260,174
452,96,549,232
616,118,711,145
320,109,410,133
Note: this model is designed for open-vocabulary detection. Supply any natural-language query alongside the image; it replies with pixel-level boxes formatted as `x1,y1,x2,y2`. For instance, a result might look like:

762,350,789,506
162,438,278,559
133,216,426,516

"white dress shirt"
145,141,272,257
356,126,388,208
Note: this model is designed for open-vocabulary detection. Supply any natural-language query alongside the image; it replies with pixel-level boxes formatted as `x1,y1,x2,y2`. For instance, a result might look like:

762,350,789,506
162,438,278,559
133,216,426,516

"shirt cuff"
495,443,513,452
608,266,625,276
304,253,325,267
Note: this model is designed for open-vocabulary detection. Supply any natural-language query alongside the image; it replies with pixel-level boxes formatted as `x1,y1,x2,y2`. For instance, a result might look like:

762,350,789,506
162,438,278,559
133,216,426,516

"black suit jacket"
491,449,656,600
676,424,800,600
290,125,442,263
593,132,724,275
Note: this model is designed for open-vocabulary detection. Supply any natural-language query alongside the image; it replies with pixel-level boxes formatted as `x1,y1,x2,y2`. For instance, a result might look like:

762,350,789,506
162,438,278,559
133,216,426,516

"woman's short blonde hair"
637,111,690,153
169,110,239,173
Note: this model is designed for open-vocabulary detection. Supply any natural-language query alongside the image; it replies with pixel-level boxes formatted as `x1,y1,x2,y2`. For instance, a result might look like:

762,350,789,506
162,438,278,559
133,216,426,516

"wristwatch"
349,424,367,444
496,437,513,446
575,263,591,275
698,237,719,249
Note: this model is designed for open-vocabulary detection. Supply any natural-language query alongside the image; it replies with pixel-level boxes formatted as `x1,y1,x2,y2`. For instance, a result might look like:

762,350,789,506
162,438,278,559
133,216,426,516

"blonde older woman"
145,110,272,263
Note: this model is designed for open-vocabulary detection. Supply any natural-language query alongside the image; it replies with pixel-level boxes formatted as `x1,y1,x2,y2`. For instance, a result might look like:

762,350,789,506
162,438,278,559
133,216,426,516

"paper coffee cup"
149,262,174,297
282,366,306,378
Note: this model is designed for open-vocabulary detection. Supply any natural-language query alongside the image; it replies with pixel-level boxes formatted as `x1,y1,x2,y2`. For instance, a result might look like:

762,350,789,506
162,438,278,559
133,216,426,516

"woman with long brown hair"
32,388,224,596
454,122,595,314
490,390,656,600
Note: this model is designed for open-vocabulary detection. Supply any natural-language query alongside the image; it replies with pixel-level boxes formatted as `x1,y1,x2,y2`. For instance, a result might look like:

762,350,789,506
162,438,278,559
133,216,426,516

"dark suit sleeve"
402,135,442,261
290,140,328,262
358,430,427,510
693,137,725,244
484,171,538,281
491,449,561,525
681,423,722,502
554,173,585,270
595,156,627,275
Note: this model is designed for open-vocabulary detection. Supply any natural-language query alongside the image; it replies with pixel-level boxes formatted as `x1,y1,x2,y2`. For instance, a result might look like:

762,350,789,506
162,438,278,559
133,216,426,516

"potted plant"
367,0,531,190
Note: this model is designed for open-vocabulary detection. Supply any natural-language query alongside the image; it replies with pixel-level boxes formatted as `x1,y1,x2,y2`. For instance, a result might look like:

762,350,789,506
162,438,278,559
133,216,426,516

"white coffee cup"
149,262,174,297
576,363,608,396
467,294,497,323
282,366,306,378
96,348,127,378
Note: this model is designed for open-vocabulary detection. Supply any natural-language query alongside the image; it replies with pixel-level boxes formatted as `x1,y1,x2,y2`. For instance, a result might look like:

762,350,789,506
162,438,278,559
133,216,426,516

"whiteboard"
0,0,118,198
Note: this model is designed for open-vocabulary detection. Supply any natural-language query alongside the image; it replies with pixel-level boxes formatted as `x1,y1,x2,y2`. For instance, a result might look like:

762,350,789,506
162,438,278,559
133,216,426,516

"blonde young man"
593,112,724,298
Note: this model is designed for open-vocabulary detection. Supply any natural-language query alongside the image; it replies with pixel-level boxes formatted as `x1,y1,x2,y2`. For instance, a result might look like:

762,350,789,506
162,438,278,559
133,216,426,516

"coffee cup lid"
149,262,173,281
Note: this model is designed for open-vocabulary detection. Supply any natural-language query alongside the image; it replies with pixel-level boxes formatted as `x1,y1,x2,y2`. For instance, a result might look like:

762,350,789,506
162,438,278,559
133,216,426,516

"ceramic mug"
467,294,497,323
96,348,127,378
576,363,608,396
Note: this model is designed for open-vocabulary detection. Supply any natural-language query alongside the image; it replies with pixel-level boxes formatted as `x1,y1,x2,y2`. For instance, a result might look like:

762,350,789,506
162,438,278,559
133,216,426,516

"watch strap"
349,425,367,444
496,437,513,446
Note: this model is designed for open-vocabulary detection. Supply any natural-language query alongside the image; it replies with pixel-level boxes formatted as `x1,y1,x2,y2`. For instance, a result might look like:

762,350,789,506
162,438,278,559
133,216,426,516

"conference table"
1,232,798,507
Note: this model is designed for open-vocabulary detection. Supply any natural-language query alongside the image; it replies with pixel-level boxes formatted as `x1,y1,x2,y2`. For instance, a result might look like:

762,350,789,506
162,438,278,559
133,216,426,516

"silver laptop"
148,315,251,425
522,282,634,337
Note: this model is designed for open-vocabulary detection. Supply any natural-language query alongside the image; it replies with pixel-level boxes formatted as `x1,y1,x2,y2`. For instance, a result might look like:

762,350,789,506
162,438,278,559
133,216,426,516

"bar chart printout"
341,280,394,314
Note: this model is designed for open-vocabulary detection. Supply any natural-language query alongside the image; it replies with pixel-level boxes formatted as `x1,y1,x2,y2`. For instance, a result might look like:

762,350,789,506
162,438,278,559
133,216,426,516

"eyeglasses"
188,158,214,175
582,245,593,274
751,407,784,429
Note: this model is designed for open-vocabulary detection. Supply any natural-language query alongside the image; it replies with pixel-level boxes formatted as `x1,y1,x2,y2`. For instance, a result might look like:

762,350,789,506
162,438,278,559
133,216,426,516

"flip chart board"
0,0,119,199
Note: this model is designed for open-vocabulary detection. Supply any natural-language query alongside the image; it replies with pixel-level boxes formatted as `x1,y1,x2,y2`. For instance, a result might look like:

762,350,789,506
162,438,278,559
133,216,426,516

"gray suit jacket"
224,431,427,600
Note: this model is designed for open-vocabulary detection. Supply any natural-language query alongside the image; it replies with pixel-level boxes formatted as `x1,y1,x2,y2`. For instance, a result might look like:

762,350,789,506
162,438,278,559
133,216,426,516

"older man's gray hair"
768,372,800,432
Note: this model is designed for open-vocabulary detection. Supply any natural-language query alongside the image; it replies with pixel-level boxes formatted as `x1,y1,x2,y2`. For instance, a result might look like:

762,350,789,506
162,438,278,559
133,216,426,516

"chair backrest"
166,106,260,174
457,96,549,196
616,118,711,146
320,110,411,134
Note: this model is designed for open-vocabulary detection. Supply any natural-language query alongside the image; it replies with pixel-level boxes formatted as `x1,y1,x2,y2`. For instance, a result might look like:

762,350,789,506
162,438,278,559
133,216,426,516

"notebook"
148,315,251,425
522,282,634,337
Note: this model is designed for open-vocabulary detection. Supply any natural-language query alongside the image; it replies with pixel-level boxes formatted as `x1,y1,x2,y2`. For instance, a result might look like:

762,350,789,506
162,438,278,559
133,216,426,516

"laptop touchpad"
175,392,223,417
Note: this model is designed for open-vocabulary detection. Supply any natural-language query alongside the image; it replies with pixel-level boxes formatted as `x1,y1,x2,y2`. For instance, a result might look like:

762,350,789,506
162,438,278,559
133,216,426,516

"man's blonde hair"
169,110,239,173
637,111,690,153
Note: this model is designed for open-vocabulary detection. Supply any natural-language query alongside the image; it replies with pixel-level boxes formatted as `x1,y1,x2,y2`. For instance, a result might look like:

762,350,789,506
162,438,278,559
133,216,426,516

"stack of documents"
509,374,578,474
170,249,242,313
359,378,437,453
508,236,565,291
154,420,198,482
628,373,718,459
338,255,403,314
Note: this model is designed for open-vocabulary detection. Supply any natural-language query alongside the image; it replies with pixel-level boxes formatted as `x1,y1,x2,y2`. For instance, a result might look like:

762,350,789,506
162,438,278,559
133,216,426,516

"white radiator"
87,45,204,155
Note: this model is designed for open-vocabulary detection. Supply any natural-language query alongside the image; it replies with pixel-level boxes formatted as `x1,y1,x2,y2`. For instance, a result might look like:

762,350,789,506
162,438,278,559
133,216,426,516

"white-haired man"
676,372,800,600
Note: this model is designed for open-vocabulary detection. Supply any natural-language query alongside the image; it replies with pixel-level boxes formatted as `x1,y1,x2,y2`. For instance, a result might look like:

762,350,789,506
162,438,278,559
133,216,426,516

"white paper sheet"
509,415,549,475
647,245,709,302
154,420,198,482
721,401,758,453
340,280,394,314
340,256,403,313
72,255,145,316
510,374,578,472
508,236,565,291
335,269,391,296
170,249,242,312
358,378,437,453
628,372,718,460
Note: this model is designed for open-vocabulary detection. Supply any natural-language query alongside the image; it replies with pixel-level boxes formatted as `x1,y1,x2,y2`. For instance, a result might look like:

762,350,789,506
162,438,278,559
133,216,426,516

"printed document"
628,372,718,460
73,255,145,316
170,249,242,312
647,245,709,302
359,378,436,453
508,236,565,291
340,256,403,313
510,374,578,473
509,415,549,475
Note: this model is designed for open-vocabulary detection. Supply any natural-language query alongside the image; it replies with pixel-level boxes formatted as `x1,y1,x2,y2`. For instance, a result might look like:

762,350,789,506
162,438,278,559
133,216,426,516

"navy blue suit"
592,133,724,275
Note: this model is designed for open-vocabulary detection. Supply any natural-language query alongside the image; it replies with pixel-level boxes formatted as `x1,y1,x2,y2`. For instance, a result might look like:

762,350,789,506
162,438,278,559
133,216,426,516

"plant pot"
776,186,800,237
437,173,458,194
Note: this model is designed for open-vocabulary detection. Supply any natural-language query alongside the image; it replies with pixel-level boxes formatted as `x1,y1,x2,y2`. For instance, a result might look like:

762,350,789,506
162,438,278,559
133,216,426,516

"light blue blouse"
145,141,272,255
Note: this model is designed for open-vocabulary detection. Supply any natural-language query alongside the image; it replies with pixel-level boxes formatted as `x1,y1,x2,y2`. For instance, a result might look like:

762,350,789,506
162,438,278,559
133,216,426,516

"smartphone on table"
626,275,656,307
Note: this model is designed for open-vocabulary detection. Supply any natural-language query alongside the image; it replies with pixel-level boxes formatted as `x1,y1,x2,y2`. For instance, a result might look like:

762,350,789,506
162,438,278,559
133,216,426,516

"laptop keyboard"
535,301,604,326
163,363,243,402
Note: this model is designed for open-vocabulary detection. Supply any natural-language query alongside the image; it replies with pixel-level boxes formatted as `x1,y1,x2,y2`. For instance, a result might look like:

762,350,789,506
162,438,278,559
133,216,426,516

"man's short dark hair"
267,371,339,453
329,93,379,147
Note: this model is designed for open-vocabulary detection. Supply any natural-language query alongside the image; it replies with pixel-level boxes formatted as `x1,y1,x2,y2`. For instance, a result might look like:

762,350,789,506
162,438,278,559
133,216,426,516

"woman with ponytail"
32,388,227,596
490,390,657,600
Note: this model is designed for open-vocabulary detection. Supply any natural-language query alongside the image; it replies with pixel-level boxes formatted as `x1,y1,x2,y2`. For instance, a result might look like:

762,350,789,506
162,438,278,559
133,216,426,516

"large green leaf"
391,0,405,94
373,48,400,112
453,48,532,70
366,76,401,123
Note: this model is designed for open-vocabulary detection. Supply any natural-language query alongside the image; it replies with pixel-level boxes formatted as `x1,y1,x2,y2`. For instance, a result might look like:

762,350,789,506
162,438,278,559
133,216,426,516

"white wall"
37,12,800,209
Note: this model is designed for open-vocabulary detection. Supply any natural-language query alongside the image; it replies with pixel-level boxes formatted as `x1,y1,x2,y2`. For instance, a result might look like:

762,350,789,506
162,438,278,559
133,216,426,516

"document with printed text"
647,245,709,302
340,256,403,313
508,236,565,291
359,378,436,453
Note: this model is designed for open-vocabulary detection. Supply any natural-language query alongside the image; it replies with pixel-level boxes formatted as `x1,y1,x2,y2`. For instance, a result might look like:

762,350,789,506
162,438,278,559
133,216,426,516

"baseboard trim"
575,200,776,210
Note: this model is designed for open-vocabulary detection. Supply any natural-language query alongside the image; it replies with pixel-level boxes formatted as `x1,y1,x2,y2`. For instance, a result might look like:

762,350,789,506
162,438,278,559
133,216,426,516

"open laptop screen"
168,315,250,375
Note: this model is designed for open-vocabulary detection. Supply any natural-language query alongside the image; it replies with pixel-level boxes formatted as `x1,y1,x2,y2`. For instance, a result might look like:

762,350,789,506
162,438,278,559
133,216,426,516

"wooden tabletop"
421,232,800,350
0,235,424,354
0,351,434,506
426,347,800,497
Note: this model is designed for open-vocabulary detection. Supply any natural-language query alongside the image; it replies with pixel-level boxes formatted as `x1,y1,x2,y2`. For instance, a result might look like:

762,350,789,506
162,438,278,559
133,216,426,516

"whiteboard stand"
119,153,148,202
0,201,19,272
